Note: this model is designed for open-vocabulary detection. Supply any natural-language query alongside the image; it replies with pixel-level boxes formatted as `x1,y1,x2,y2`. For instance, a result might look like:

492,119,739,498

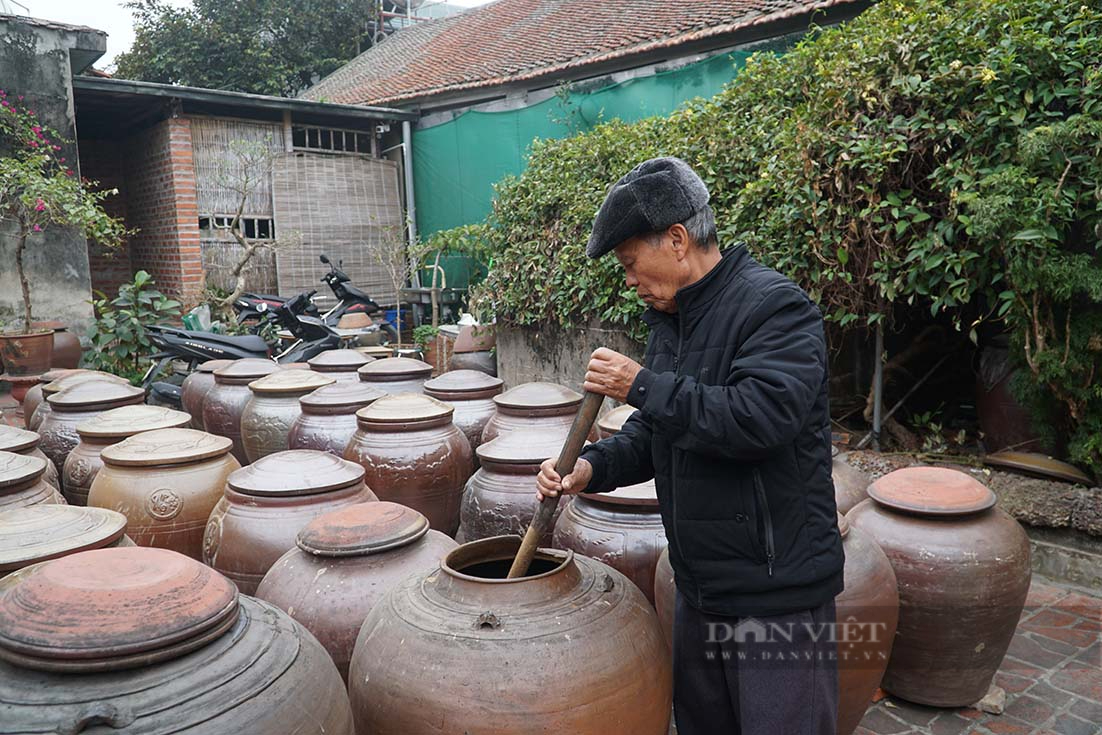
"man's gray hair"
647,203,718,249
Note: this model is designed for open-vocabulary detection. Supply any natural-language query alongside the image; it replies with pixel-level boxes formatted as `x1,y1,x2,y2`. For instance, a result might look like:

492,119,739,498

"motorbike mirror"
319,254,330,264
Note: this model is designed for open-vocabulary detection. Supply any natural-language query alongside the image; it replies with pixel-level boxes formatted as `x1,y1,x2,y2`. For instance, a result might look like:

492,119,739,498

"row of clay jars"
357,357,432,395
0,546,354,734
202,359,280,464
36,380,146,477
29,370,130,432
344,394,473,537
0,505,133,578
288,382,385,455
0,452,65,510
63,406,190,506
307,348,374,383
181,359,231,430
204,450,377,594
0,425,60,491
88,428,241,561
257,501,457,681
240,370,335,462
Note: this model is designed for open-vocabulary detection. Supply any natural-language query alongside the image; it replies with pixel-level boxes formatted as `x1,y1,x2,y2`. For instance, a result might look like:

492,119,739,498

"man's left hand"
584,347,643,403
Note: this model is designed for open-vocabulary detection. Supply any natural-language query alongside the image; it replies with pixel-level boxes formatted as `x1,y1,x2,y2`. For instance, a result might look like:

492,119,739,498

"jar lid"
76,405,191,440
297,501,429,557
0,506,128,573
197,358,233,373
586,480,659,507
37,367,83,385
597,405,637,436
476,430,567,465
248,369,334,395
299,382,385,412
227,450,365,497
493,382,582,410
0,547,238,673
212,358,280,383
868,466,996,516
0,425,39,454
100,428,234,467
308,349,373,372
984,451,1093,486
423,369,504,395
47,381,145,410
837,512,850,539
356,393,453,424
0,452,47,489
357,357,432,381
42,371,128,398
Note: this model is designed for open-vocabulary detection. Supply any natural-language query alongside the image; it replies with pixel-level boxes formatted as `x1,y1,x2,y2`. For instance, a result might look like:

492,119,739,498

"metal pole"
871,320,884,451
401,119,420,288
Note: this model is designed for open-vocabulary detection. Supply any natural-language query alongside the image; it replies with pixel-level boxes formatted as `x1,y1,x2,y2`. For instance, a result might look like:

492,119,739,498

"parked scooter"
233,291,320,325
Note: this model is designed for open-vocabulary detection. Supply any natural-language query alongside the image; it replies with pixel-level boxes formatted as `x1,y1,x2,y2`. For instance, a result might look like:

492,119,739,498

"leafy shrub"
83,271,182,384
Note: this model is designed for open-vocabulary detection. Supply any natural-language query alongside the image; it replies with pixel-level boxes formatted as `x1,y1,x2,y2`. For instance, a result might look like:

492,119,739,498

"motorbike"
232,291,320,325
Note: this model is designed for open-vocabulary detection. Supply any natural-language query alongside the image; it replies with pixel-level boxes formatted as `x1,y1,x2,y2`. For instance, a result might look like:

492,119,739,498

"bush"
83,271,182,384
462,0,1102,475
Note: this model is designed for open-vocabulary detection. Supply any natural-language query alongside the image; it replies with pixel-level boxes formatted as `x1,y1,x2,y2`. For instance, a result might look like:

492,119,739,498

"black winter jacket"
579,246,844,617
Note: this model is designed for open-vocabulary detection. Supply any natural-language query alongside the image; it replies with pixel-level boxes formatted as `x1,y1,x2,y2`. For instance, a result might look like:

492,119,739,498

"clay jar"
202,358,280,464
256,501,458,681
29,370,128,432
21,368,81,430
307,348,374,383
0,452,65,510
834,446,872,515
423,369,504,455
31,320,82,369
63,405,191,506
344,393,473,537
0,505,131,578
347,535,672,734
654,546,675,652
204,450,377,594
481,381,597,444
458,430,571,545
181,359,232,430
287,382,385,456
597,403,639,439
241,370,335,462
356,356,432,395
835,512,899,735
37,380,145,476
847,466,1031,707
0,547,354,734
0,425,60,491
88,429,240,560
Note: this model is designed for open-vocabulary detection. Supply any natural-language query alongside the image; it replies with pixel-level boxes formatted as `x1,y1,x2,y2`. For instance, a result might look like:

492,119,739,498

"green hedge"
451,0,1102,475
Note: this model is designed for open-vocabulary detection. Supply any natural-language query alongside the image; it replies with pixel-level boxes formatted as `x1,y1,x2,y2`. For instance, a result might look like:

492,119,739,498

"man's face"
613,231,685,313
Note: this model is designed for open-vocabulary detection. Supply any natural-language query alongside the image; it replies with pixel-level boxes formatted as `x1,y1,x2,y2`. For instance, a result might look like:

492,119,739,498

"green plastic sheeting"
413,50,753,237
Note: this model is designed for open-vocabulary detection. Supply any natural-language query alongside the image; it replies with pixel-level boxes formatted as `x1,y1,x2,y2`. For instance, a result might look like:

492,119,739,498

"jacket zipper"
753,468,776,578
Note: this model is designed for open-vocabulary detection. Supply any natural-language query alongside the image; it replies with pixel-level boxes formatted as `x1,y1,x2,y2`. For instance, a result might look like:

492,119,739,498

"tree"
114,0,372,97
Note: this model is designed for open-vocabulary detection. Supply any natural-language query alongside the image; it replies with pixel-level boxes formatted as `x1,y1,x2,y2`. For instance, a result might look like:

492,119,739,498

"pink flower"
65,169,73,176
59,157,65,162
17,95,23,101
34,199,45,212
27,140,38,148
32,225,41,232
31,125,40,134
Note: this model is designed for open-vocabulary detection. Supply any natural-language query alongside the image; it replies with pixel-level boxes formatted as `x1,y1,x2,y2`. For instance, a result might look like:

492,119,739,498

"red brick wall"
78,137,132,297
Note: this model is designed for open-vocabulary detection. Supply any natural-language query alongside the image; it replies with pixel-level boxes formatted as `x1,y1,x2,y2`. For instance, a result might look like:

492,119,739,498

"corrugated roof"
302,0,859,106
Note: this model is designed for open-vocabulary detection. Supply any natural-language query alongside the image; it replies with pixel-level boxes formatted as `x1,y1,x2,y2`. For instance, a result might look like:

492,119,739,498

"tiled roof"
302,0,858,106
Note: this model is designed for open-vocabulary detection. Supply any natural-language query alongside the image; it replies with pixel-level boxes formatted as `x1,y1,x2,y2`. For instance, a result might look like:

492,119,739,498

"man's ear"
668,223,690,260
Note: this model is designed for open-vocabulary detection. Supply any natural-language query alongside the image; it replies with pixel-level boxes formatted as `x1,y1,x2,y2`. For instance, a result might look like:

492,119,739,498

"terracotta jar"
0,547,354,734
88,429,240,561
204,450,377,594
348,535,672,734
29,370,128,432
308,348,374,382
256,501,457,681
31,320,82,369
181,359,232,430
481,381,597,444
458,430,571,545
344,393,473,537
835,512,900,735
287,382,385,456
834,445,872,515
241,370,335,462
423,369,504,455
0,452,65,509
0,505,131,578
654,546,675,652
37,381,145,476
847,466,1031,707
356,356,432,395
597,403,639,439
63,405,191,506
202,358,280,464
0,425,60,491
21,368,81,429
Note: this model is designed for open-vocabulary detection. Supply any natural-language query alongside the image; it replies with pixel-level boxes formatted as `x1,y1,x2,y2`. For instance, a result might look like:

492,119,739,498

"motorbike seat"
170,329,269,353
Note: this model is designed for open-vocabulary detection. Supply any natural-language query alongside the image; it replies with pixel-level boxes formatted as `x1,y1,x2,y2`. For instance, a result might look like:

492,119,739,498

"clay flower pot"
202,358,280,464
29,370,127,432
356,357,432,395
481,381,598,444
287,382,385,456
240,370,335,462
307,349,374,383
37,381,145,477
0,505,131,578
181,359,232,430
0,425,60,491
423,369,504,457
0,329,54,377
0,452,65,510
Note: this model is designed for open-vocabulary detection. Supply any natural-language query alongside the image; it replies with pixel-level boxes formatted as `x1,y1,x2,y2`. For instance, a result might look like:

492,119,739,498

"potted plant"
412,324,442,374
0,90,127,375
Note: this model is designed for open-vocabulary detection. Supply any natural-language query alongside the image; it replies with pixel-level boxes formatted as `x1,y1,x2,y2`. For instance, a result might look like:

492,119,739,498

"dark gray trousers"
673,591,839,735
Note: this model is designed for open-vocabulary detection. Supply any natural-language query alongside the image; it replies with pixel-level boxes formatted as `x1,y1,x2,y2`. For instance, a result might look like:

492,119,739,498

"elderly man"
537,157,844,734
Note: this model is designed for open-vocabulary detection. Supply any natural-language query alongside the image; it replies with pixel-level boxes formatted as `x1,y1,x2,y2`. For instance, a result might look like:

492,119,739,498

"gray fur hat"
585,156,710,259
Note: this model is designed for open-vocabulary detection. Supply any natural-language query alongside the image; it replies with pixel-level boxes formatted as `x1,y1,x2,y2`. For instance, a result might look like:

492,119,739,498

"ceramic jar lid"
493,382,582,411
248,369,335,395
984,451,1093,485
197,358,233,373
868,466,996,516
0,547,239,672
308,349,373,372
0,426,40,454
356,393,453,426
297,501,429,557
213,358,280,384
597,405,638,436
100,428,234,467
357,357,432,382
76,405,191,440
42,370,126,397
476,431,566,466
227,450,365,497
0,452,47,489
423,370,504,398
299,382,385,413
37,368,83,385
0,506,128,573
587,481,659,507
47,381,145,410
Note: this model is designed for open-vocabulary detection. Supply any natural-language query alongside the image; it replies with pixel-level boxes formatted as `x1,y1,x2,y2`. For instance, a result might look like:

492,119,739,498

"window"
292,124,374,155
199,215,276,240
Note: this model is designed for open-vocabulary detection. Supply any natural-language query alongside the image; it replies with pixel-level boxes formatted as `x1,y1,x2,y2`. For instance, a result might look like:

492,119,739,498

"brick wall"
78,138,132,296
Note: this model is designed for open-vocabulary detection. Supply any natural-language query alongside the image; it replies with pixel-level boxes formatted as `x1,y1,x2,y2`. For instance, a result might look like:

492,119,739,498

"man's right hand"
536,457,593,502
